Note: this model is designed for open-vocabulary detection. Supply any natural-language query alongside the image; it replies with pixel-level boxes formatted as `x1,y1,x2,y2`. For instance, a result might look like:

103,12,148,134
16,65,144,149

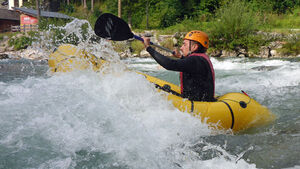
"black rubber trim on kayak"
220,100,235,129
154,84,182,97
191,101,194,113
154,83,194,113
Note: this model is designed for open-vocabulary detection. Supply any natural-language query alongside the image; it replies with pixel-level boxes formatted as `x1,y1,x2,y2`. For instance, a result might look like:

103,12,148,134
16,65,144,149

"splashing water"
0,67,257,168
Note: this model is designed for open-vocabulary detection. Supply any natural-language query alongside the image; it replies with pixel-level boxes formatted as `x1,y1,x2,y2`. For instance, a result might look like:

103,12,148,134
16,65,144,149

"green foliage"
7,31,40,50
211,34,272,53
81,23,89,41
111,41,128,53
157,0,183,28
39,18,70,30
249,0,274,13
51,28,66,45
111,40,144,56
272,0,297,14
95,0,217,29
0,32,18,39
159,17,211,34
51,28,80,46
160,38,175,49
42,21,99,47
130,40,145,55
262,7,300,30
54,0,300,31
197,0,222,15
8,34,35,50
245,34,278,53
16,0,299,55
279,34,300,55
209,0,260,50
64,4,75,13
22,0,35,9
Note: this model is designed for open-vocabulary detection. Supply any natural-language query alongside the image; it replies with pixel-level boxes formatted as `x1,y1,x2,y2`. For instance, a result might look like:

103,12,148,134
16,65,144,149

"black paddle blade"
94,13,134,41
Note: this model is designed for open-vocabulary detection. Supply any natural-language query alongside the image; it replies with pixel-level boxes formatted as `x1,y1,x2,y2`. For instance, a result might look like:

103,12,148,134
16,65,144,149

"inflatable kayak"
48,44,276,132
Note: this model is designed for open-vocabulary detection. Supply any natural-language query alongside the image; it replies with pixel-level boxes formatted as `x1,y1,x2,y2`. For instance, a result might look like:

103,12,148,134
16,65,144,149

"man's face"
180,40,197,57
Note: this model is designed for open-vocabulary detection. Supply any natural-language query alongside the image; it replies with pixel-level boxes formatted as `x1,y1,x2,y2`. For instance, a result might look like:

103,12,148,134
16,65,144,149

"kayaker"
142,31,215,101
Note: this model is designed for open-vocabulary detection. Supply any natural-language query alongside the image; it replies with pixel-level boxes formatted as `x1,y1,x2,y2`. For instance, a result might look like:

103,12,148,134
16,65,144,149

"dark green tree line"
24,0,299,29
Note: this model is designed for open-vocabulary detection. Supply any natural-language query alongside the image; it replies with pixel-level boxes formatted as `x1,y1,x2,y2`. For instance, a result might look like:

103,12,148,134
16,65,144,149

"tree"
146,0,149,29
36,0,40,23
83,0,87,8
122,0,144,28
118,0,121,17
272,0,296,14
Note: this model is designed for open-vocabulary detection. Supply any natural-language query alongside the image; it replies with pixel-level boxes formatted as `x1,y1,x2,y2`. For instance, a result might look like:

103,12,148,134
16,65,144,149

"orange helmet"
184,30,209,49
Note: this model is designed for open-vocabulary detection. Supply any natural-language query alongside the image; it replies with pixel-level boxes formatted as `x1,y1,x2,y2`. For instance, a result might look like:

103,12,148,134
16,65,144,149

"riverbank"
1,30,299,60
113,30,300,59
0,34,48,60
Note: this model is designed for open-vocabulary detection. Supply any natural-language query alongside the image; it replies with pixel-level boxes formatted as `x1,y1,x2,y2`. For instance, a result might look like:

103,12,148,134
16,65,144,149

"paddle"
94,13,174,54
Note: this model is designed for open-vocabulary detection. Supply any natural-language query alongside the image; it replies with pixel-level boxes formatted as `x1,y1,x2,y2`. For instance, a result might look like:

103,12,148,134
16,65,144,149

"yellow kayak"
48,44,276,132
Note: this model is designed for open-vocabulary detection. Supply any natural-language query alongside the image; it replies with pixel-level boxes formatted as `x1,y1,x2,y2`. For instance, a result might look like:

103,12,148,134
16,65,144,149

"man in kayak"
142,31,215,101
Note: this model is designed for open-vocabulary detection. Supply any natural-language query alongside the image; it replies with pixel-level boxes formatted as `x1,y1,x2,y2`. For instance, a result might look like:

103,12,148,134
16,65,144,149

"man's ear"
191,43,199,52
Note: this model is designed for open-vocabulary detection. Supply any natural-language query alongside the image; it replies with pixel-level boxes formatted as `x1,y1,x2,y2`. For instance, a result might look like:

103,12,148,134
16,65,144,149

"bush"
80,23,89,41
39,18,70,30
0,32,18,40
131,40,145,55
160,38,175,49
262,7,300,30
272,0,297,14
64,3,75,13
159,17,210,34
244,34,277,54
209,0,260,50
159,0,183,28
50,28,80,46
8,34,35,50
279,34,300,56
111,41,128,53
210,33,275,54
196,0,222,15
249,0,275,13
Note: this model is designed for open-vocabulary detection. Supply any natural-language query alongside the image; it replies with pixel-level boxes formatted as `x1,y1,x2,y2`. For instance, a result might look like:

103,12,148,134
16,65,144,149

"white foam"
0,66,258,168
211,57,291,70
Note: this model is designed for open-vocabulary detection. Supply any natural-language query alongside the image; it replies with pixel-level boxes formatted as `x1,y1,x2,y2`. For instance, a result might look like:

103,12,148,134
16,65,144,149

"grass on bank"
278,34,300,56
7,31,39,50
0,32,19,40
263,7,300,32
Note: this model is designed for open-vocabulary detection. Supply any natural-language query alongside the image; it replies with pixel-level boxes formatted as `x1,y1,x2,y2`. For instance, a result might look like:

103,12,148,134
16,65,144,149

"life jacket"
180,53,215,96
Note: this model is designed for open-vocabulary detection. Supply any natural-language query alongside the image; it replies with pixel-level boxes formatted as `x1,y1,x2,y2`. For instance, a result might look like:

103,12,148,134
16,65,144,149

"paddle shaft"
133,35,174,54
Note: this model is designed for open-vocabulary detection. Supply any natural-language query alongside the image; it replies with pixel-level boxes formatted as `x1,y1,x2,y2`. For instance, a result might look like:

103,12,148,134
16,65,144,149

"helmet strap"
188,40,192,55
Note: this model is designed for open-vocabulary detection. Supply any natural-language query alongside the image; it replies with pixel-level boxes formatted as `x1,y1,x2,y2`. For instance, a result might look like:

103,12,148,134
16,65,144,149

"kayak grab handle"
241,90,249,97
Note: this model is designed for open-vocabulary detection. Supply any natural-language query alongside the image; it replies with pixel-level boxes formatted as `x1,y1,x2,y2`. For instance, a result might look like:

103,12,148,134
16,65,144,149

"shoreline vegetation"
0,0,299,60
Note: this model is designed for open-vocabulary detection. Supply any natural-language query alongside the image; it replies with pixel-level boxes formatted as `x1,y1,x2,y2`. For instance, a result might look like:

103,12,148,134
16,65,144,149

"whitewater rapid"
0,62,259,168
